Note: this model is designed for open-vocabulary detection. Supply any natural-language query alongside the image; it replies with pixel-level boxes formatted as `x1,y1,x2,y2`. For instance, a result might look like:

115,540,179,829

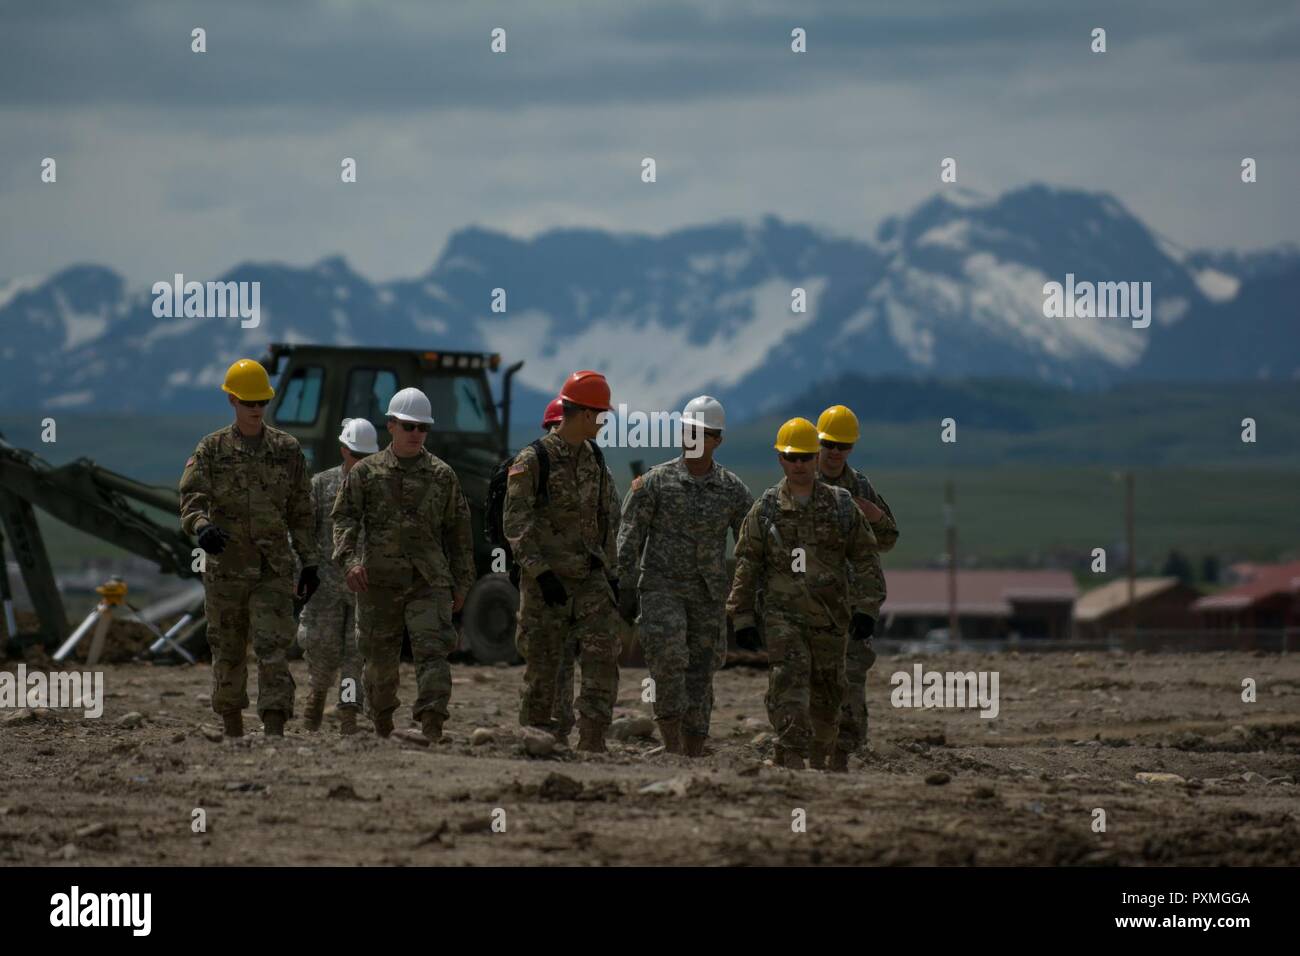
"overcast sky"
2,0,1297,287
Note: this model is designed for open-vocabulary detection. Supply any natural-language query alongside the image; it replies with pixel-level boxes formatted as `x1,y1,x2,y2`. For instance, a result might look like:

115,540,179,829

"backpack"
484,438,608,574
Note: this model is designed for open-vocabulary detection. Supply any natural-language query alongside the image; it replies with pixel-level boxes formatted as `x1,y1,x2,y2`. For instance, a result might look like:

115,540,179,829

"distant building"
880,570,1077,640
1073,576,1202,641
1191,560,1300,631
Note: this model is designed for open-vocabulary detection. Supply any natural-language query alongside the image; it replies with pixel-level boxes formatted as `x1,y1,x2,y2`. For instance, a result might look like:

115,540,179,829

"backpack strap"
586,440,609,544
528,438,550,506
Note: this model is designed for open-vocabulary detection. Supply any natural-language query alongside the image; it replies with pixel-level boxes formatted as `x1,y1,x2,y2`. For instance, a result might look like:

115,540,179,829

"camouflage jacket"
330,446,476,596
308,465,349,594
616,456,753,602
819,464,898,618
179,423,316,579
727,478,879,633
504,431,620,581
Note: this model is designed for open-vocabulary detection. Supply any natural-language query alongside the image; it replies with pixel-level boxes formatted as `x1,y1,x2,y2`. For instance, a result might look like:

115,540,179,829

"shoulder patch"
631,475,644,492
185,456,196,467
508,463,528,478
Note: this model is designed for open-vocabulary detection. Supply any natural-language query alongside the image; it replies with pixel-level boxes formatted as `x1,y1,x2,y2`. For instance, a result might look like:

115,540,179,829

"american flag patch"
186,457,196,467
508,463,528,477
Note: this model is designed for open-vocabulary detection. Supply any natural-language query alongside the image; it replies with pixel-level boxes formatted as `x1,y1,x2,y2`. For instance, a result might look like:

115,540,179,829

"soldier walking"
180,358,320,738
616,396,752,755
297,417,378,736
504,371,622,753
816,404,899,769
331,388,476,740
727,418,881,770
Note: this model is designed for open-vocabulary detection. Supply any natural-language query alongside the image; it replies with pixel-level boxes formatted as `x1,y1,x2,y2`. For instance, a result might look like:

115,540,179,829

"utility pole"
1126,471,1136,636
946,480,958,639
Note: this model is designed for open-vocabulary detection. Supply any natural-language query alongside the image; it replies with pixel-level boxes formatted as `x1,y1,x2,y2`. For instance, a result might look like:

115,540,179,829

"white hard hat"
681,395,725,432
339,418,379,454
386,387,435,424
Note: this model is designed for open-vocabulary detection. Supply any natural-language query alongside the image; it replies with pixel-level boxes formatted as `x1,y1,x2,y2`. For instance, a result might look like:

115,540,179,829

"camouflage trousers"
836,635,877,753
355,568,456,724
763,610,847,756
638,580,724,737
297,586,363,713
203,570,296,718
516,570,620,729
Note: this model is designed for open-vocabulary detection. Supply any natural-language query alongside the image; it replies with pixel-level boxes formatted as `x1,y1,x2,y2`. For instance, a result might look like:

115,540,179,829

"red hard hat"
558,370,613,411
541,397,564,429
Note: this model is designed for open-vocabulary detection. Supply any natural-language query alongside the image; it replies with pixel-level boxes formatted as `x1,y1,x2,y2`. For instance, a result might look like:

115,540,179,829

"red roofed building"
1191,560,1300,631
880,569,1078,640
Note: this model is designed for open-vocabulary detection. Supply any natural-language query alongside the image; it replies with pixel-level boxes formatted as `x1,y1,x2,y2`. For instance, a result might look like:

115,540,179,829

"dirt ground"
3,648,1299,866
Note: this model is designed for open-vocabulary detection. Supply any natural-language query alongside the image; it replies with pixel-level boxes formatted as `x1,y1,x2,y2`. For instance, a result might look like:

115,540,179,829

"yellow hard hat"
773,417,820,455
816,404,859,444
221,359,275,402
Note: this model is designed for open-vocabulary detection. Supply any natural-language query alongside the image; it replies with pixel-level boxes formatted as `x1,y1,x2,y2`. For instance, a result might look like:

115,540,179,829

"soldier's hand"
346,566,369,593
452,592,465,614
734,625,761,652
536,570,568,608
197,524,230,555
853,496,884,522
850,612,875,641
618,586,638,626
297,566,320,605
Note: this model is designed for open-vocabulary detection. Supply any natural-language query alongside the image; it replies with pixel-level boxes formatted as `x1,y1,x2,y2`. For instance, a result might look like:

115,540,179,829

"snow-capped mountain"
1,184,1296,420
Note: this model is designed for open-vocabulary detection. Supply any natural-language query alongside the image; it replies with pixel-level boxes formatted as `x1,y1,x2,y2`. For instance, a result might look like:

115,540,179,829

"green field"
4,411,1297,575
20,465,1299,576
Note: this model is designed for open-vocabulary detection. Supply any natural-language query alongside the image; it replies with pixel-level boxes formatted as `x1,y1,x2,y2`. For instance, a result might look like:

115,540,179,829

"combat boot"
339,710,358,736
829,749,850,773
577,716,608,753
263,710,286,737
774,749,806,775
420,712,444,743
683,733,707,757
221,711,244,738
656,717,684,755
809,742,829,771
374,712,394,738
302,690,325,732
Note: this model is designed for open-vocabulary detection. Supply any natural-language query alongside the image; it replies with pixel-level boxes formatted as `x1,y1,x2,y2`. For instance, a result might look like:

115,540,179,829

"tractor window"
344,368,399,434
275,367,323,424
420,374,493,433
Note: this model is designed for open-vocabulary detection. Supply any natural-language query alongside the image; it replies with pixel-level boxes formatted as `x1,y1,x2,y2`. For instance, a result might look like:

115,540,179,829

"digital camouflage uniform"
820,465,898,754
616,456,753,737
179,423,316,719
296,465,363,714
331,447,475,727
727,479,880,758
504,432,621,732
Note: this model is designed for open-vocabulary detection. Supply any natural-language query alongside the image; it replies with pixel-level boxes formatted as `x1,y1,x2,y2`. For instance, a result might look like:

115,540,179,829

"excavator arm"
0,433,197,647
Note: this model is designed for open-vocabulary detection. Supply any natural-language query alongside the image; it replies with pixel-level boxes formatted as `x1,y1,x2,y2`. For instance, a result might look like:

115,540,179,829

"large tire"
460,573,519,664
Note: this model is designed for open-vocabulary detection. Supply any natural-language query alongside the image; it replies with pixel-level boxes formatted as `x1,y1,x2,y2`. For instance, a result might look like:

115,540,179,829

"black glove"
618,586,639,626
197,524,230,555
536,570,569,608
734,625,761,652
297,566,320,603
851,613,875,642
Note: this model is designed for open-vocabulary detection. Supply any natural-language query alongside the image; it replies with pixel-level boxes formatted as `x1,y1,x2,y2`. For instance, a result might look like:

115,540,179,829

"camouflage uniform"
296,465,363,714
820,466,898,754
179,423,316,719
616,456,752,737
504,432,621,731
331,447,475,727
727,479,880,758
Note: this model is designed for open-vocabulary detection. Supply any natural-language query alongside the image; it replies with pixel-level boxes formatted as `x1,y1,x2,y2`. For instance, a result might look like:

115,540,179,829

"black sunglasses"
820,439,853,451
398,422,430,433
781,452,815,463
237,399,270,408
